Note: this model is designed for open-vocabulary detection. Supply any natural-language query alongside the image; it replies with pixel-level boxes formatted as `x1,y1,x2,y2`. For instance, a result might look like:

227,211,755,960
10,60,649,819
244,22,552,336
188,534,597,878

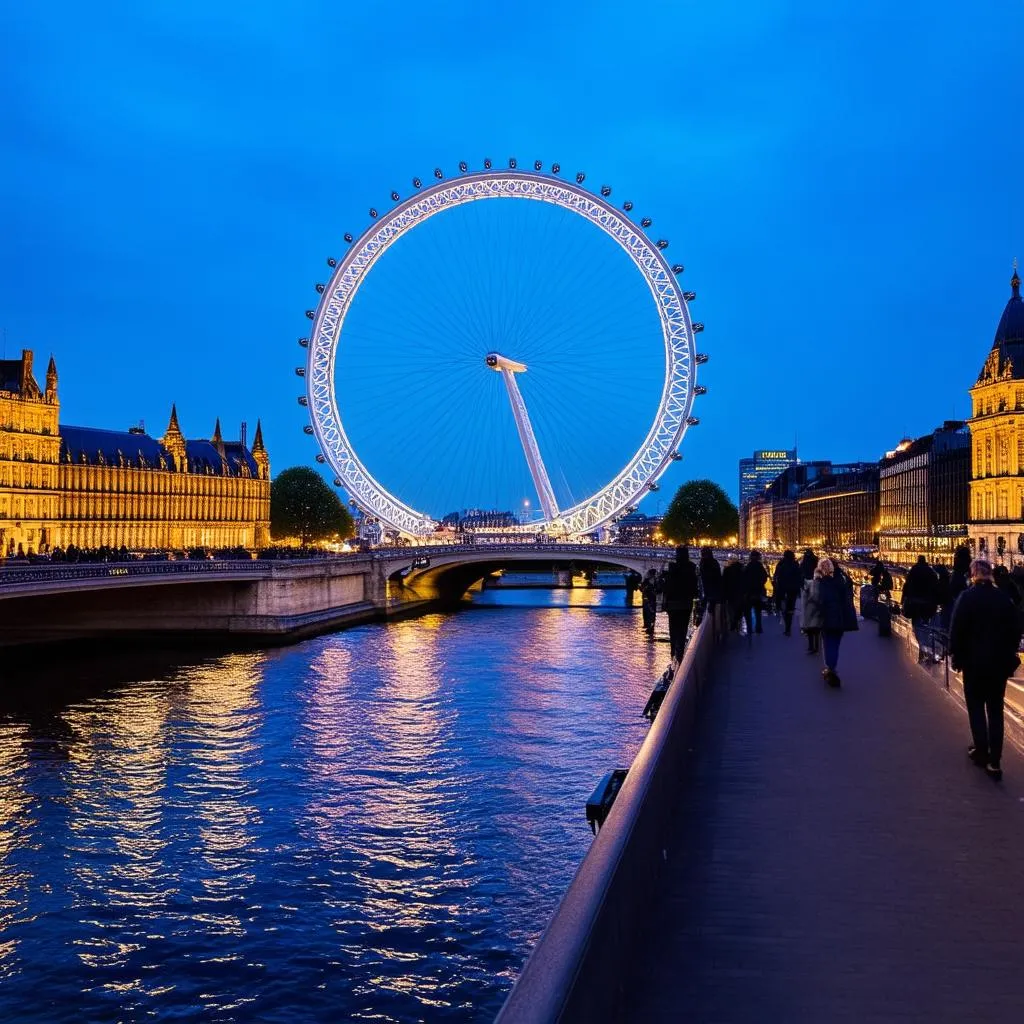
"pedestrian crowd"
633,542,1022,781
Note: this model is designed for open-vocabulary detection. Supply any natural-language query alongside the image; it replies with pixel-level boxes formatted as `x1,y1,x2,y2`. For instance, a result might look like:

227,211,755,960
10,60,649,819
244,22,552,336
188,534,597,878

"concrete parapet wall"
496,607,725,1024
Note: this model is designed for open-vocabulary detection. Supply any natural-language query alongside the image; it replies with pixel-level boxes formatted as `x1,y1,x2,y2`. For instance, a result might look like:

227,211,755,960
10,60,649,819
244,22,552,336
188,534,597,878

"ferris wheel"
299,160,707,539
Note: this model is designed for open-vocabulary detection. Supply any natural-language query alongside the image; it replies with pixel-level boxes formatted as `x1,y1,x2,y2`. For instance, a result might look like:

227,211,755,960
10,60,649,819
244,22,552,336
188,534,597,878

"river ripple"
0,589,666,1022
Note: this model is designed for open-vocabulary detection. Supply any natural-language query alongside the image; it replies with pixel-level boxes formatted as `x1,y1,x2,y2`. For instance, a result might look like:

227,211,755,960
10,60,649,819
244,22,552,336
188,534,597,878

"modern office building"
878,422,970,566
738,448,798,506
968,264,1024,563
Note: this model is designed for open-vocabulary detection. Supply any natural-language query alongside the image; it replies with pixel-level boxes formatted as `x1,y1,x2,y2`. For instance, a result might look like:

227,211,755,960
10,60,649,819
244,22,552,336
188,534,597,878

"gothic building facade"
0,350,270,556
968,266,1024,562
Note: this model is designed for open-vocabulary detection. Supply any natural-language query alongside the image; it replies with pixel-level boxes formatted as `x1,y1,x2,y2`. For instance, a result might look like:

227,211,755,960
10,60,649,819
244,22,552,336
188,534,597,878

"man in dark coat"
661,545,699,662
699,547,722,615
869,558,893,597
772,549,803,636
949,558,1021,779
721,555,745,632
902,555,940,661
742,550,769,635
799,548,819,582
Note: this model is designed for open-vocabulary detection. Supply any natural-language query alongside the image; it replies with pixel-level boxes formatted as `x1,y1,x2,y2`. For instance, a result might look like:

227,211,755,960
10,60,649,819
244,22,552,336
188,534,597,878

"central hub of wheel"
485,351,528,373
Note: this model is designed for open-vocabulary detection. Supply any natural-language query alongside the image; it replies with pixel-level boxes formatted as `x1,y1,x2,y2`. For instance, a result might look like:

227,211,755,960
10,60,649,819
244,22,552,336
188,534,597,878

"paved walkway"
620,615,1024,1023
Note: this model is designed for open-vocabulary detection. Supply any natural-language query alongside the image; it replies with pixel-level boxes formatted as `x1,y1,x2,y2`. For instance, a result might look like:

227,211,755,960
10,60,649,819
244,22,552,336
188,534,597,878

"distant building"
968,265,1024,563
0,349,270,556
616,512,663,546
878,422,970,567
743,461,832,550
738,448,798,507
797,463,879,552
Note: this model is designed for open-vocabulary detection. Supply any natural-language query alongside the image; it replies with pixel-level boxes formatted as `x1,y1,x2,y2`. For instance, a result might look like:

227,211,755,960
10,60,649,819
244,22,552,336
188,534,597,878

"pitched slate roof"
60,425,173,469
60,425,258,475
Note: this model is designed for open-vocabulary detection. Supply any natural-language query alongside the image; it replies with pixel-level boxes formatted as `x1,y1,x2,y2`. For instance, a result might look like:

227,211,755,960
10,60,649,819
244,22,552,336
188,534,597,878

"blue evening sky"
2,1,1022,507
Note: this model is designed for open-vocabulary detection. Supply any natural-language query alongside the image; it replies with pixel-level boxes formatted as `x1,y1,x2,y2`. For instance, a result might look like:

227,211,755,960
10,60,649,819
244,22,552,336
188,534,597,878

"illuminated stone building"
0,350,270,556
878,422,970,567
796,463,879,553
968,265,1024,563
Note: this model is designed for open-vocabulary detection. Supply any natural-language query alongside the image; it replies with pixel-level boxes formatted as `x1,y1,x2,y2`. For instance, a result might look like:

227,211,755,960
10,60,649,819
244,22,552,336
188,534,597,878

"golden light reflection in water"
301,615,463,1005
0,726,31,976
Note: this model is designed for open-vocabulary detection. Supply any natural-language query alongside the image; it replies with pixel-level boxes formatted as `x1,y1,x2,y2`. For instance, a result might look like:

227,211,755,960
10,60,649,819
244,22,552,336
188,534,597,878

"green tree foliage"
270,467,354,544
660,479,738,544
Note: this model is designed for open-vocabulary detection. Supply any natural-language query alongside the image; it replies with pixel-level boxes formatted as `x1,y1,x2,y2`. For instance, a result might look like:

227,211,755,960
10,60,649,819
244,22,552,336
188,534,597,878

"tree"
660,479,738,544
270,467,354,545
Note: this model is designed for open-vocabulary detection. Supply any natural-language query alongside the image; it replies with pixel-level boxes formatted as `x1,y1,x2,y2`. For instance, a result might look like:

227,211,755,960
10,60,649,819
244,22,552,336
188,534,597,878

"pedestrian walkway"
619,615,1024,1023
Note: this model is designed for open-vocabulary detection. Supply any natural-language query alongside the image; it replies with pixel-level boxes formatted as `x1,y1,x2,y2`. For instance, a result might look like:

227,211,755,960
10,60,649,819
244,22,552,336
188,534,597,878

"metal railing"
0,558,271,588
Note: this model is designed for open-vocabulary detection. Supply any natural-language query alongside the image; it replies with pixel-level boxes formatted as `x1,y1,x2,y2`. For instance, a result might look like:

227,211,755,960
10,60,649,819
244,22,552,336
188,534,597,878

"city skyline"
2,3,1023,507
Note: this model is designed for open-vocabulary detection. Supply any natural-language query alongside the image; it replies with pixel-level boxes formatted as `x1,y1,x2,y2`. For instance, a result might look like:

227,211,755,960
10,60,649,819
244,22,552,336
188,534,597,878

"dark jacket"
662,557,698,610
869,562,893,594
949,580,1021,679
800,551,819,582
722,561,745,605
699,554,722,603
804,574,858,632
948,569,969,609
772,555,803,600
902,560,939,621
742,559,769,601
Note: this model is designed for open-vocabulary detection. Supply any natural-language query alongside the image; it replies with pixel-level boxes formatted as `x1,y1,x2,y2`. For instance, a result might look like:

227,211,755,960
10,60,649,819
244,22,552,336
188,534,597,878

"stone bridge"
0,544,678,647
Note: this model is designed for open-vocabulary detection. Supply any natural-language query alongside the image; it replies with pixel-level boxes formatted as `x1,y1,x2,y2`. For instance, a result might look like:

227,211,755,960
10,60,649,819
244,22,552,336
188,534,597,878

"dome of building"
977,265,1024,382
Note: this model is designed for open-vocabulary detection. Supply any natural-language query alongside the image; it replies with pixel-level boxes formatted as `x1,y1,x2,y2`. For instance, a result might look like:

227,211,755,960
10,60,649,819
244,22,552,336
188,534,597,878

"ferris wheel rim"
304,167,699,537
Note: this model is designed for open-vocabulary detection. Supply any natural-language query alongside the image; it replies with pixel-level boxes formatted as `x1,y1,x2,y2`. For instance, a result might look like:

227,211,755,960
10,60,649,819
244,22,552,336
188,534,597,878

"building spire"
45,354,58,401
252,418,265,452
212,417,223,444
1013,258,1021,299
166,403,182,435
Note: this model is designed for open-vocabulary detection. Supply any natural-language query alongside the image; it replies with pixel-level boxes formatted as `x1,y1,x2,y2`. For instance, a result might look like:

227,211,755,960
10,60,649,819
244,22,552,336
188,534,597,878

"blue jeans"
822,630,843,671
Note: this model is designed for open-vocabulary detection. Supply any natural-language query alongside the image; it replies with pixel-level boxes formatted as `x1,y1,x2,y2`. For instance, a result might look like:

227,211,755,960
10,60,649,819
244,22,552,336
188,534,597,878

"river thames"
0,584,666,1022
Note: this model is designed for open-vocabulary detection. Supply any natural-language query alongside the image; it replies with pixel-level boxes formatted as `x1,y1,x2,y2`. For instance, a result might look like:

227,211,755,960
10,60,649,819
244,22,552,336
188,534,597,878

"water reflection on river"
0,586,666,1022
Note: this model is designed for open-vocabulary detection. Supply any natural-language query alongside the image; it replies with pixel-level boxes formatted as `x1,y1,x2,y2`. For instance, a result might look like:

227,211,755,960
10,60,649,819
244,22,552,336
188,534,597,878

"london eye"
300,160,706,539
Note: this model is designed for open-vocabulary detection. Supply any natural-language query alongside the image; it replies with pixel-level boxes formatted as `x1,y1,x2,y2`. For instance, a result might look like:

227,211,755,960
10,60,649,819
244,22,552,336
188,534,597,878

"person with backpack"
772,549,803,636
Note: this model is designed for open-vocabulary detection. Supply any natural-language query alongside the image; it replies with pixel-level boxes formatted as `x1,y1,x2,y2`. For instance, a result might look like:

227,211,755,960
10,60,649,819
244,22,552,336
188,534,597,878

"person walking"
721,554,745,632
948,558,1022,780
799,547,819,652
799,548,819,584
699,547,722,618
902,555,940,662
772,549,803,636
742,550,769,636
869,557,893,600
661,545,699,662
803,557,858,686
640,568,659,638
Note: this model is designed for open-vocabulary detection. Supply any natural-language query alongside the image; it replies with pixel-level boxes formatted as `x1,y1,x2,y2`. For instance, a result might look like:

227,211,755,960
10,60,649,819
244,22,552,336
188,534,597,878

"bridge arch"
378,544,672,602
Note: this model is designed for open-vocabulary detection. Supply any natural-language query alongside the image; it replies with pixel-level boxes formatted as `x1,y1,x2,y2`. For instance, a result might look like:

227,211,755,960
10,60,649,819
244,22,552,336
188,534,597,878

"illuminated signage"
757,451,793,460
